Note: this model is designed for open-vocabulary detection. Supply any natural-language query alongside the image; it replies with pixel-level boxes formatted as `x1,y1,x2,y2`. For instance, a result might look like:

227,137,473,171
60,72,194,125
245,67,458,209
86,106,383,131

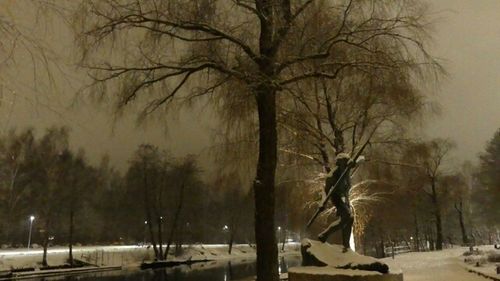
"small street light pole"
27,215,35,250
144,220,148,246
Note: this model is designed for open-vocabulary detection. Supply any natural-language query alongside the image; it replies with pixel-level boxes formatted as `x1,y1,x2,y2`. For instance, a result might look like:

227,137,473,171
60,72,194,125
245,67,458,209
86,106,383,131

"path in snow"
383,247,487,281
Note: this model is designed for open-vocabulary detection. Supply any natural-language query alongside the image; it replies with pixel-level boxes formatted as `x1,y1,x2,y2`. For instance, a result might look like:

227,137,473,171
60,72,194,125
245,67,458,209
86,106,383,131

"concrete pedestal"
289,239,403,281
288,267,403,281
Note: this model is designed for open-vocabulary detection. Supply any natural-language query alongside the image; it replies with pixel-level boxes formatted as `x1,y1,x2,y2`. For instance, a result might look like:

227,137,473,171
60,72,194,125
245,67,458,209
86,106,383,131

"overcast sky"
423,0,500,165
0,0,498,172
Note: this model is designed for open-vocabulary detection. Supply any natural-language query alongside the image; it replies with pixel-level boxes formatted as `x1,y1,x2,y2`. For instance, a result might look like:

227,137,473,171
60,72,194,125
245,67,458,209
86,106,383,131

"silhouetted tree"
476,128,500,229
72,1,439,278
404,139,455,250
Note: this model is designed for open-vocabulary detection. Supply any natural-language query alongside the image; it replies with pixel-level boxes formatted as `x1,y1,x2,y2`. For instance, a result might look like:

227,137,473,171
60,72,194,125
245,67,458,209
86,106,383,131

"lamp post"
27,215,35,250
143,220,148,246
277,226,281,247
222,225,229,244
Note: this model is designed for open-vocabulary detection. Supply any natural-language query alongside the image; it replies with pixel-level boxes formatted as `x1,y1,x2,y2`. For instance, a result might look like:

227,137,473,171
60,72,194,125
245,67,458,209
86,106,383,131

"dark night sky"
0,0,498,172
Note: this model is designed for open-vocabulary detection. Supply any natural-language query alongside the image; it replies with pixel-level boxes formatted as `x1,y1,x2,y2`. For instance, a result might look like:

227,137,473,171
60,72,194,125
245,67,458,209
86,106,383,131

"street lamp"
277,226,282,247
222,225,229,245
143,220,148,246
27,215,35,250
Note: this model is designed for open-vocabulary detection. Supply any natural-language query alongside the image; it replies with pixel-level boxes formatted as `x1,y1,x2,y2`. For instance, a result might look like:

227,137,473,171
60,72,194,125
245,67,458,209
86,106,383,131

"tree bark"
427,229,435,251
413,212,420,251
164,183,185,260
379,237,385,258
228,230,234,254
455,201,469,245
42,219,50,267
281,229,286,251
253,87,279,281
158,217,164,259
143,162,159,259
68,209,74,266
430,178,443,250
253,1,288,279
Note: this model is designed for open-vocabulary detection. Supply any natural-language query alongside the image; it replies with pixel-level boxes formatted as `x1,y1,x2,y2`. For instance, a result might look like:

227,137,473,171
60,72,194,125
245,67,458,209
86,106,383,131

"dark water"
26,255,301,281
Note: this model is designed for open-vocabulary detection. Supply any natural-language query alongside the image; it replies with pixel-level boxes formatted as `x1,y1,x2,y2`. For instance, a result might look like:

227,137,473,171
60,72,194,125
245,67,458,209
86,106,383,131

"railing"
384,244,411,258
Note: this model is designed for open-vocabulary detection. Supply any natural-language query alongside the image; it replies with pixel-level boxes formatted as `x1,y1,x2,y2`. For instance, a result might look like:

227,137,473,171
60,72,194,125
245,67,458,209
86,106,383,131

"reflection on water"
25,255,301,281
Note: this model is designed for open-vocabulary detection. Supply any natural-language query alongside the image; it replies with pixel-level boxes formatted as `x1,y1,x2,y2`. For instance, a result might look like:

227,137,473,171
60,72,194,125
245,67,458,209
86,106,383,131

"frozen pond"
23,255,301,281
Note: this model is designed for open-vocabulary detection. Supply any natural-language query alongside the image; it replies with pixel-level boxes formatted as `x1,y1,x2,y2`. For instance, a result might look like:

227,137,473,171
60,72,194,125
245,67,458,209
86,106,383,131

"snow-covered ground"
382,246,493,281
0,243,300,271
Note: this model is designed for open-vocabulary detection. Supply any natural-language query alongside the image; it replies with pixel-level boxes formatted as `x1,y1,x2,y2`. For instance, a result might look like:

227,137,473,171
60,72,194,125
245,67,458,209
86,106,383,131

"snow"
382,246,492,281
0,245,139,257
291,239,398,280
303,239,388,269
0,243,300,271
462,246,500,280
465,263,499,280
289,266,382,276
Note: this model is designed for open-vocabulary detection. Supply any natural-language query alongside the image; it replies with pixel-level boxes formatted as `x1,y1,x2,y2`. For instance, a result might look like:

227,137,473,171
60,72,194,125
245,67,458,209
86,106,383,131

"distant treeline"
0,127,257,252
1,126,499,260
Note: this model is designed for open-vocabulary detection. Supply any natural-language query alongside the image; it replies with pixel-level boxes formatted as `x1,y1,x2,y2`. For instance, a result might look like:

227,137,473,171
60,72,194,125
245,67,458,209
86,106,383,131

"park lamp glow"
27,215,35,250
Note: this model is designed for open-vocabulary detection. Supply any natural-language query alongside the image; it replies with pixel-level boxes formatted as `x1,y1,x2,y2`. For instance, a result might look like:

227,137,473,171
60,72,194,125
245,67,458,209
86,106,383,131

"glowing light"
349,229,356,251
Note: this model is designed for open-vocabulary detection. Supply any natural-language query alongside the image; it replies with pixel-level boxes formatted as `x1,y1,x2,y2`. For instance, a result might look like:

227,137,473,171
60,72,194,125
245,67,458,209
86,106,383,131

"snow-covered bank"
0,243,300,271
0,265,121,280
463,245,500,280
382,246,493,281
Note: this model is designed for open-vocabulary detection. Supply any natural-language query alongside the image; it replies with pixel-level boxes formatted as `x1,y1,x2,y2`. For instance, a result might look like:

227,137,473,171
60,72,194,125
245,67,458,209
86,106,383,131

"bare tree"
127,144,163,259
30,127,71,266
0,1,63,102
476,128,500,228
163,155,201,260
0,129,35,243
404,139,455,250
59,149,96,266
71,1,440,279
450,174,469,245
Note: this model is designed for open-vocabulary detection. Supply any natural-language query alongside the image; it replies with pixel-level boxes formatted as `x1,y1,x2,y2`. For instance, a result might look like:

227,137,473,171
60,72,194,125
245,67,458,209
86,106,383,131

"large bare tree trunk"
252,1,282,278
254,87,279,281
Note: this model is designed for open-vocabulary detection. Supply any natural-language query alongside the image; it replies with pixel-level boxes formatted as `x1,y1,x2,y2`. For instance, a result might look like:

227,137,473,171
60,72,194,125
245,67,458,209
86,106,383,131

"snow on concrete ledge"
288,239,402,281
288,266,403,281
465,264,500,281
